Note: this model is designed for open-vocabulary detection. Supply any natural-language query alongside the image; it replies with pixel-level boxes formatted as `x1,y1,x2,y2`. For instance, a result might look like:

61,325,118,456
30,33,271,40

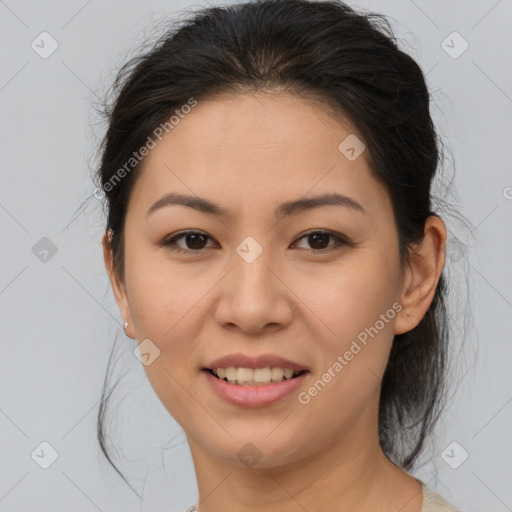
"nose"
213,249,293,335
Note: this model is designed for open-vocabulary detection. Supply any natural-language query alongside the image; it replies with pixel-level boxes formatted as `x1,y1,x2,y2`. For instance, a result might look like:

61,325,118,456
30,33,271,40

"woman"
96,0,463,510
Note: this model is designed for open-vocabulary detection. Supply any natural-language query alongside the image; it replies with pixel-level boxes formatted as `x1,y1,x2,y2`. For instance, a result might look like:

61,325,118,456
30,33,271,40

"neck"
186,398,423,512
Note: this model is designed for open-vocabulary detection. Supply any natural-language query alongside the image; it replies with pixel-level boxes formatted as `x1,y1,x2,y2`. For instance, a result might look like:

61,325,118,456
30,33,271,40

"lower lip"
202,370,309,408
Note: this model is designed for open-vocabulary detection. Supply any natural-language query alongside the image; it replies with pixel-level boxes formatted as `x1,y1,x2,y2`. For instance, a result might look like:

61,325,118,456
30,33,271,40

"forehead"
127,92,390,221
157,91,358,156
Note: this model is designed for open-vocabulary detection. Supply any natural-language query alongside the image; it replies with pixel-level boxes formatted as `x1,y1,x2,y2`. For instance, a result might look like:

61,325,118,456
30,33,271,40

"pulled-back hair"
91,0,469,492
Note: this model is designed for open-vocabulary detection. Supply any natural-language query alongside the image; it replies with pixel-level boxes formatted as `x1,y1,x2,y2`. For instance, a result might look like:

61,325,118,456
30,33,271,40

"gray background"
0,0,511,511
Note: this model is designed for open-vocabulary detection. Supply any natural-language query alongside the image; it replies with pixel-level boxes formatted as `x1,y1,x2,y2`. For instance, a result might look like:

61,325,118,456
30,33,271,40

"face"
104,92,442,470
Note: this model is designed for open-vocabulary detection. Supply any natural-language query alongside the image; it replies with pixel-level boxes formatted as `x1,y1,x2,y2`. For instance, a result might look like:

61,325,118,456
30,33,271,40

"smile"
206,366,307,385
202,368,310,408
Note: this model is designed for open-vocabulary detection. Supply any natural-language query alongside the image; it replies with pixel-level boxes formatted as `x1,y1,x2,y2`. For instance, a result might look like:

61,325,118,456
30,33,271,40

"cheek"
296,282,398,433
125,257,207,426
301,251,401,396
313,256,400,342
124,245,205,372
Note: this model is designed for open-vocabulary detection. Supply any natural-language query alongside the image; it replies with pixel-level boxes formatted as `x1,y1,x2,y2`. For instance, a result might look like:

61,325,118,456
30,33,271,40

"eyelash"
160,230,351,255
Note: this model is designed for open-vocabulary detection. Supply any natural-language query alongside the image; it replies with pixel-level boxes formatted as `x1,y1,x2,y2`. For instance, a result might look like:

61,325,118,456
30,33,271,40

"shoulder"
420,482,462,512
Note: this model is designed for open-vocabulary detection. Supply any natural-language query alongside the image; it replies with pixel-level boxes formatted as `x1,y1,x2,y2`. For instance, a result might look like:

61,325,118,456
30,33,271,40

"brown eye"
306,232,330,250
161,231,214,253
183,233,209,250
294,230,349,252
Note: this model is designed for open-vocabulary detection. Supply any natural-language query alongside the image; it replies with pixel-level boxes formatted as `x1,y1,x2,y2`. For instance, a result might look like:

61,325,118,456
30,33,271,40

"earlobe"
102,232,135,337
394,216,447,335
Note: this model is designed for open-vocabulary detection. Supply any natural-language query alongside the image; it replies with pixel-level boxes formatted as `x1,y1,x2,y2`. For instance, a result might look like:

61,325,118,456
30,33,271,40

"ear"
394,216,447,335
102,231,135,338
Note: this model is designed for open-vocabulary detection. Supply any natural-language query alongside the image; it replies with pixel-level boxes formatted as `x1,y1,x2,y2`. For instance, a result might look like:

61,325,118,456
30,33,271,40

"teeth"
212,366,303,385
254,368,271,382
283,368,294,379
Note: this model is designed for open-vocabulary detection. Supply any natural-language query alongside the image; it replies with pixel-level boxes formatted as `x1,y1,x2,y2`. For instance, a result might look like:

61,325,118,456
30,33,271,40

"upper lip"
203,353,309,372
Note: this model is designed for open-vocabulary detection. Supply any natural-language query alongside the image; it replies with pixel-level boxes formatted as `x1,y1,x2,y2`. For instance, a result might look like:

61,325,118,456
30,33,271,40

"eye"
293,230,349,252
160,230,215,254
160,229,349,254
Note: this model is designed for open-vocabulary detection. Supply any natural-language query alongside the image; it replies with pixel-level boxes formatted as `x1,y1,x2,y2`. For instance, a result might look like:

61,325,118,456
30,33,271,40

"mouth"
202,367,309,386
201,366,310,407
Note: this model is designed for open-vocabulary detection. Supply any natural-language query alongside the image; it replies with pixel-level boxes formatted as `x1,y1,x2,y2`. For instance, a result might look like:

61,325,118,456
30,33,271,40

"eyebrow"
146,191,367,218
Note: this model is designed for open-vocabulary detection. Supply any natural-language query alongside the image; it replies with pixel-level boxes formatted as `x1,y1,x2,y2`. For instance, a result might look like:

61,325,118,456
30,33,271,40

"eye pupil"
308,233,330,249
187,233,207,249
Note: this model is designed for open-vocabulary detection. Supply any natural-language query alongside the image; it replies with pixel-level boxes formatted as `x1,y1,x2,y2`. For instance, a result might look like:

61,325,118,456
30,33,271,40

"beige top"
186,480,460,512
420,480,461,512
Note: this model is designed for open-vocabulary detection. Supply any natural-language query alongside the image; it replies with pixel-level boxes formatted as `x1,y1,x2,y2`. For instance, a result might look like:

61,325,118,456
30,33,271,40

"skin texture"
103,92,447,512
